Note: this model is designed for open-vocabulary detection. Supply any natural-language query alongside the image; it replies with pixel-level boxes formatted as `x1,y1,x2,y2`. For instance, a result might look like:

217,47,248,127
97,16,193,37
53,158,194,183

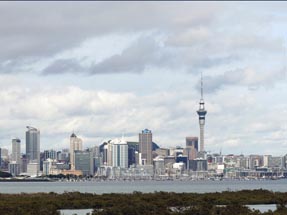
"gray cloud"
42,59,85,75
0,2,217,60
198,68,286,93
41,36,174,75
90,37,169,74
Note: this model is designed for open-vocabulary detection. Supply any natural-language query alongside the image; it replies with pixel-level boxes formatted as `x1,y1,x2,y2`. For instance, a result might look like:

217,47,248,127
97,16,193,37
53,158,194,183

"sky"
0,2,286,156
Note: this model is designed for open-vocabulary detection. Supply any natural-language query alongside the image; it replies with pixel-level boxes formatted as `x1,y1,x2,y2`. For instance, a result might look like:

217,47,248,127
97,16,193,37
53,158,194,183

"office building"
0,148,8,160
57,148,69,162
176,155,188,169
139,129,152,165
9,162,21,176
185,137,198,160
11,138,21,164
154,156,165,176
127,141,139,167
112,138,128,168
101,141,113,166
74,150,94,176
27,162,39,176
26,126,40,170
189,158,208,171
43,158,60,175
44,149,57,160
70,133,83,170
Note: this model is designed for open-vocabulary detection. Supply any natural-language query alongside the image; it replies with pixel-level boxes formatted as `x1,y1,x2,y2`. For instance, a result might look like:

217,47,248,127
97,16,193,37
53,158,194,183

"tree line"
0,189,287,214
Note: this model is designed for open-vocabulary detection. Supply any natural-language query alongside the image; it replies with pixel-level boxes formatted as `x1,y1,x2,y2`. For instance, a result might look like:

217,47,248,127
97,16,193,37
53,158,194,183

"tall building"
26,126,40,170
74,150,94,176
139,129,152,165
185,137,198,160
112,138,128,168
0,148,8,160
127,141,139,167
106,141,113,166
11,138,21,164
70,133,83,170
9,162,21,176
197,72,207,153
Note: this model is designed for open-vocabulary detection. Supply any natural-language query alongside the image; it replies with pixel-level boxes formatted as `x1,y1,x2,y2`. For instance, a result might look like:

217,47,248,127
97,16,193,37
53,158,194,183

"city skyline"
0,2,286,155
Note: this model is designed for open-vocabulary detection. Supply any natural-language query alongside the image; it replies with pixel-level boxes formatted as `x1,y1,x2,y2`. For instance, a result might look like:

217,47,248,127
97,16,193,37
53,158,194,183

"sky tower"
197,72,207,153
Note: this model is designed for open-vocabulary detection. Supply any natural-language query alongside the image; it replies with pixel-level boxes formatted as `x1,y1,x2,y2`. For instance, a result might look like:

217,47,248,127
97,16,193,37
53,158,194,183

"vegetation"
0,189,286,214
0,171,12,178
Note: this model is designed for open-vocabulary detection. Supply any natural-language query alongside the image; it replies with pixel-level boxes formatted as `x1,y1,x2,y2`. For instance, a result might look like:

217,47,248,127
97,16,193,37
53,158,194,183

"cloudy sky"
0,2,286,155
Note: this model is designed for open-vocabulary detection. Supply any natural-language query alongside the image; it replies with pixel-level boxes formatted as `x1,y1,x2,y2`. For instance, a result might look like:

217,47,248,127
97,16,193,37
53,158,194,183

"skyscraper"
74,150,94,176
197,73,207,153
12,138,21,164
112,138,128,168
185,137,198,160
70,133,83,170
139,129,152,165
26,126,40,170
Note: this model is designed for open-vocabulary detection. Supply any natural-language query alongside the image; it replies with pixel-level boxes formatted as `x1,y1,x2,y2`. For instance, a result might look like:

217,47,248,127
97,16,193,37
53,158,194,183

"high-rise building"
112,138,128,168
11,138,21,164
26,126,40,170
70,133,83,170
74,150,94,176
139,129,152,165
44,149,57,160
9,162,21,176
127,141,139,167
197,72,207,153
0,148,8,160
185,137,198,160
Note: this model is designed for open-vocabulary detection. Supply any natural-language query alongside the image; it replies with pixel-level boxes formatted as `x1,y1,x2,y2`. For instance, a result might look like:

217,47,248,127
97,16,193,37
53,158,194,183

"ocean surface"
0,179,287,194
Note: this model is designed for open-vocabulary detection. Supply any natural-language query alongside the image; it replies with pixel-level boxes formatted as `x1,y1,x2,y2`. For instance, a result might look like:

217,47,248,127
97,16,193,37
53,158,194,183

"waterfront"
0,179,287,194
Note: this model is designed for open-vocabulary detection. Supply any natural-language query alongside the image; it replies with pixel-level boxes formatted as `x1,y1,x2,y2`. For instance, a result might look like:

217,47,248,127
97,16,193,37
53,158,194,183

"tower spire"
201,71,203,100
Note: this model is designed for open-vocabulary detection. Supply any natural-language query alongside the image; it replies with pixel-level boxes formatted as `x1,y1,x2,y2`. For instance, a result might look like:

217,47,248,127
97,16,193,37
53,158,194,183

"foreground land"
0,189,287,215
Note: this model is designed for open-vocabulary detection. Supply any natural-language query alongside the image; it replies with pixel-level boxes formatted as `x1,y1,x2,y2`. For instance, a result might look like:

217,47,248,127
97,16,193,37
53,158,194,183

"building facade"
70,133,83,170
74,150,94,176
26,126,40,170
12,138,21,164
139,129,152,165
185,137,198,160
44,149,57,160
112,138,128,168
9,162,21,176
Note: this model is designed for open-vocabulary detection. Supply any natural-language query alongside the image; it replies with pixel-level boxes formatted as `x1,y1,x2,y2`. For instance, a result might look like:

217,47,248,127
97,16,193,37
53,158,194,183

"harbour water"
0,179,286,194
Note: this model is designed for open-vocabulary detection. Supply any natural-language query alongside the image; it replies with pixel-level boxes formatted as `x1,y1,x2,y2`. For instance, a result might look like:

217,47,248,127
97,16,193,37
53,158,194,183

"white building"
43,158,60,175
9,161,21,176
11,138,21,164
70,133,83,170
112,138,128,169
27,162,39,177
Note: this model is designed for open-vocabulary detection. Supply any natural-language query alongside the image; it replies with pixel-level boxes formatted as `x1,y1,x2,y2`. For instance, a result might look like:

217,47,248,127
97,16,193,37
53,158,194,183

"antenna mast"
201,71,203,100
